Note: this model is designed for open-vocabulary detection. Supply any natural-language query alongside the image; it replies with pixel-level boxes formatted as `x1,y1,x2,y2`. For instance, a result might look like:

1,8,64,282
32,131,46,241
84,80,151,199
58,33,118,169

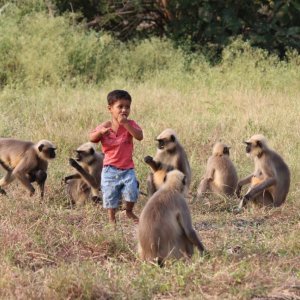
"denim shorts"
101,166,139,209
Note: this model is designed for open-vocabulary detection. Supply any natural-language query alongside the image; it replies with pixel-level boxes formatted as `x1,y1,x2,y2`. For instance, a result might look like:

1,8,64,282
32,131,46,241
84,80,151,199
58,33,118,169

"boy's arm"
119,118,143,141
89,121,111,143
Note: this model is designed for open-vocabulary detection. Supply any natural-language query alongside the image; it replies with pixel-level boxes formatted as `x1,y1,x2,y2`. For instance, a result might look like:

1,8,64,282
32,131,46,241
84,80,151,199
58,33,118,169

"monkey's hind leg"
0,159,12,172
196,178,211,199
238,198,246,209
12,170,35,196
35,170,47,199
0,171,14,195
252,191,274,208
0,187,7,195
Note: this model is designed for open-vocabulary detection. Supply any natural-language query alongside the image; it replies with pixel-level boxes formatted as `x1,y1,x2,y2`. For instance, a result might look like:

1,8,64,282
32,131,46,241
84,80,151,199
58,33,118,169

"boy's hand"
118,114,129,125
99,127,111,135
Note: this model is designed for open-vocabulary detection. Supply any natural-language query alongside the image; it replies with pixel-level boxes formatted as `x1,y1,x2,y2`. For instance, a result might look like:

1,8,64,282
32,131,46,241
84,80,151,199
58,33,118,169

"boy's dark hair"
107,90,132,105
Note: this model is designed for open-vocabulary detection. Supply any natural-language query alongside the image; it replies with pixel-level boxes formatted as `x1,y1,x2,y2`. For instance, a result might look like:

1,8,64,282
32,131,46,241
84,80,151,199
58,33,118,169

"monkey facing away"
236,134,290,208
0,138,56,198
138,169,205,266
64,142,103,206
145,128,191,196
197,142,238,199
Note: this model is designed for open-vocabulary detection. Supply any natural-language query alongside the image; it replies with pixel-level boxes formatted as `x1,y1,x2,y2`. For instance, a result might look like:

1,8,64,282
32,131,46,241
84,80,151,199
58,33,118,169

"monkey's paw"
0,188,7,196
29,188,35,197
244,192,251,201
144,156,153,163
92,196,102,205
236,185,242,198
237,198,246,210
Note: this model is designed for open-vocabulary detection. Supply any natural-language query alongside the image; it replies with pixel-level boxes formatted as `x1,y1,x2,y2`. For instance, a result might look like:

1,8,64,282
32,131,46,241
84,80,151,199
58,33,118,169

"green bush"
0,5,299,90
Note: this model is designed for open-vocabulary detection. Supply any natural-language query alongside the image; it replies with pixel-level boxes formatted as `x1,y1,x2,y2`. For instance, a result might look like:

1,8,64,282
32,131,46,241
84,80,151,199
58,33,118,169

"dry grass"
0,61,300,299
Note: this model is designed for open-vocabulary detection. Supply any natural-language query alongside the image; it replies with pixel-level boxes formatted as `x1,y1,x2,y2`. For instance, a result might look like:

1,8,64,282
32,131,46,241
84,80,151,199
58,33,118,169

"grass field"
0,11,300,298
0,70,299,299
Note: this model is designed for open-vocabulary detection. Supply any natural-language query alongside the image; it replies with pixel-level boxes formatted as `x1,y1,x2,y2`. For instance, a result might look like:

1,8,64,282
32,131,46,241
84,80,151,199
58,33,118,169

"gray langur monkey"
0,138,56,198
138,169,206,266
236,134,290,208
64,142,103,206
197,142,238,199
145,128,191,196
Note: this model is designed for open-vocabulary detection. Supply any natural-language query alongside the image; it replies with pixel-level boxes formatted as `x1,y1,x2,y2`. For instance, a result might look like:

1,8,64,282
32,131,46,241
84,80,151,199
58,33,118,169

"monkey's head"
74,142,96,164
36,140,56,160
212,142,230,156
162,169,186,193
155,129,178,152
244,134,267,158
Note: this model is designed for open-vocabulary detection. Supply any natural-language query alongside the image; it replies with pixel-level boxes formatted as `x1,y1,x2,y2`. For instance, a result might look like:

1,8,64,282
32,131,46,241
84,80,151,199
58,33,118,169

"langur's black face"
38,144,56,159
47,148,56,159
42,147,56,159
223,146,230,155
75,148,94,162
156,135,176,150
157,139,166,150
245,142,252,154
244,140,263,158
75,151,84,161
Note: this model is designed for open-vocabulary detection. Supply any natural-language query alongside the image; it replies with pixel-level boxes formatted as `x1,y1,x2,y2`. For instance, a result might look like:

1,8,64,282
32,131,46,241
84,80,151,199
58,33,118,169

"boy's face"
108,99,131,121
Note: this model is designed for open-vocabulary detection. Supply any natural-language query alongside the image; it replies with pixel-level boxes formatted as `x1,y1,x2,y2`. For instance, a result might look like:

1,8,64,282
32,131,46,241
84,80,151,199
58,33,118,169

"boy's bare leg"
125,201,139,224
108,208,117,224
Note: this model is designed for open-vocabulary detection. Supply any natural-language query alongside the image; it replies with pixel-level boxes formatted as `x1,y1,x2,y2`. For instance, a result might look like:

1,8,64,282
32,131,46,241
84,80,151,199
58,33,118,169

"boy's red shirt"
91,120,141,169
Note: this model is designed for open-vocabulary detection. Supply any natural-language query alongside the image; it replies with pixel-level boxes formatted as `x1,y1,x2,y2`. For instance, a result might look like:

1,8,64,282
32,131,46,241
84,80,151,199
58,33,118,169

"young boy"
89,90,143,224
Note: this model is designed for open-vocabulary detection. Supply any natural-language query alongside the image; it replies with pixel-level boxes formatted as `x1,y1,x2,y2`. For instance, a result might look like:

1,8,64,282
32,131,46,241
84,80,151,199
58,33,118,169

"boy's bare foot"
124,201,139,224
125,210,139,224
108,208,117,225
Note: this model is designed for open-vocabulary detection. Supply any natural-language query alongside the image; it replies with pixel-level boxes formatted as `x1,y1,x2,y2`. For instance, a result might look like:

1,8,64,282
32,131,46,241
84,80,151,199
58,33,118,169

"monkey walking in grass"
0,138,56,199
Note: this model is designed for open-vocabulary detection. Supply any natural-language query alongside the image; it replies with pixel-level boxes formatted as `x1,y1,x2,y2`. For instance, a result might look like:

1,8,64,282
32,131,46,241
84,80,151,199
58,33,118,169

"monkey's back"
138,190,192,261
66,179,90,206
177,145,192,187
268,150,290,204
0,138,34,167
90,151,104,186
209,155,238,195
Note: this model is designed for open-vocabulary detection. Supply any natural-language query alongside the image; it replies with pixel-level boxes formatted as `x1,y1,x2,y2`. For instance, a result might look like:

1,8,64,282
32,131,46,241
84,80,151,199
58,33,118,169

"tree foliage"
1,0,299,56
48,0,300,55
170,0,300,56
